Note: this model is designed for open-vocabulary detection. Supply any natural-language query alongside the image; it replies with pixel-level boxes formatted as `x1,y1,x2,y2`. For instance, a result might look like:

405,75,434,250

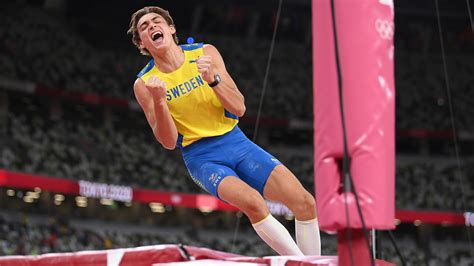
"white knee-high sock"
295,218,321,255
252,214,304,256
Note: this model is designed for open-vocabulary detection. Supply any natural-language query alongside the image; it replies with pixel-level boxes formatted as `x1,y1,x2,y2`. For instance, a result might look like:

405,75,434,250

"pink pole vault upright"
312,0,395,265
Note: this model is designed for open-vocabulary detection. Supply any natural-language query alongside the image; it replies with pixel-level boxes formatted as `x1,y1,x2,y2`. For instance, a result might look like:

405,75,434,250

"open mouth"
151,31,163,42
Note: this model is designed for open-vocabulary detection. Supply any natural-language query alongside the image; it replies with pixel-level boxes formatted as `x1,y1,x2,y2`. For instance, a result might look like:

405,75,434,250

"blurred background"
0,0,472,265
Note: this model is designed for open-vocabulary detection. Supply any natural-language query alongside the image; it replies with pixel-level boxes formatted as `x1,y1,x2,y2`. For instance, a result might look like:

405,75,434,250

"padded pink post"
313,0,395,231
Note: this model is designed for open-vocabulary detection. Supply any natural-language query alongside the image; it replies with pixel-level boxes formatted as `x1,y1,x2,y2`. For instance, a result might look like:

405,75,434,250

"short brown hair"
127,6,179,56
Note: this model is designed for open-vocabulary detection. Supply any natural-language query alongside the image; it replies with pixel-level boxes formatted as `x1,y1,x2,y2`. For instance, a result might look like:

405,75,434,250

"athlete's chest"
160,74,221,116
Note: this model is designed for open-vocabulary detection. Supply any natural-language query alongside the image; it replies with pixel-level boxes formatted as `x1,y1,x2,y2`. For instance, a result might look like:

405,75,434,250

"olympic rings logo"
375,19,394,40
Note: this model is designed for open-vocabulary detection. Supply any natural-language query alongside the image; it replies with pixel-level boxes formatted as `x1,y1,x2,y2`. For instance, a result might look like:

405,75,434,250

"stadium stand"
0,0,472,265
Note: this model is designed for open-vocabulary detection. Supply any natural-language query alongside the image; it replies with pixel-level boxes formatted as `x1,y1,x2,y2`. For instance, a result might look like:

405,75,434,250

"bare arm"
197,44,246,117
134,77,178,150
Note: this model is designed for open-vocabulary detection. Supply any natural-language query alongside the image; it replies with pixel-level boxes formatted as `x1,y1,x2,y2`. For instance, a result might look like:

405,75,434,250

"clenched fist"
196,55,215,84
145,75,167,100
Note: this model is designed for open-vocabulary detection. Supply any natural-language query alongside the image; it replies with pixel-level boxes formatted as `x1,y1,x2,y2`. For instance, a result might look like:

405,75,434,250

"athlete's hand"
145,75,167,101
196,55,216,84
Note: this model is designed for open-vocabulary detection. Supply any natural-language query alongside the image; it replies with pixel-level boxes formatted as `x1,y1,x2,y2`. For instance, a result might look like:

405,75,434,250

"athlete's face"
137,13,176,54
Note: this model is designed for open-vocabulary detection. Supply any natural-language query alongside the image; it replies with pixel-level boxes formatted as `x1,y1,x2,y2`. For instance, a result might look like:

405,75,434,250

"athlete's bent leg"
218,176,303,256
218,175,268,223
264,165,321,256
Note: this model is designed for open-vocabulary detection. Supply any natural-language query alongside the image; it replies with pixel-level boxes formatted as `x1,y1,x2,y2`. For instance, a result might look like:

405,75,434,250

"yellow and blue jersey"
137,43,238,148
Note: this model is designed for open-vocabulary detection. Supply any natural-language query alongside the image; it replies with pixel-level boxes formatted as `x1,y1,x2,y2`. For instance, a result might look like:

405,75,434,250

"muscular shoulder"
133,78,149,104
134,78,146,92
203,44,220,57
203,44,226,68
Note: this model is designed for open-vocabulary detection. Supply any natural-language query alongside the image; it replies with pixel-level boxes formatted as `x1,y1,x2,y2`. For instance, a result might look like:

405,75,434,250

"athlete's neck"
152,44,184,73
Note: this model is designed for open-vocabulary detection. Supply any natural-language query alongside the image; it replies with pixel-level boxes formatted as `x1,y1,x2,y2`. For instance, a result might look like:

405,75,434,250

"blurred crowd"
2,93,196,193
1,93,473,211
0,2,312,120
0,1,473,265
396,159,474,211
1,2,473,124
0,214,471,265
395,53,474,131
0,213,275,257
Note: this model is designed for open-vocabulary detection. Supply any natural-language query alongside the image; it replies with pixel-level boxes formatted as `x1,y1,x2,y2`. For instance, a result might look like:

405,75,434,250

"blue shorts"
182,126,281,199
